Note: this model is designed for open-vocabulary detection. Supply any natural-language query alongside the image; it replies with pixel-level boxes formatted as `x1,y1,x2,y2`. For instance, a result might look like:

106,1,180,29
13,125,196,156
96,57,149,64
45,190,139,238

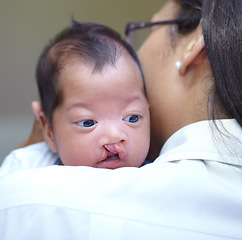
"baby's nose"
99,122,127,146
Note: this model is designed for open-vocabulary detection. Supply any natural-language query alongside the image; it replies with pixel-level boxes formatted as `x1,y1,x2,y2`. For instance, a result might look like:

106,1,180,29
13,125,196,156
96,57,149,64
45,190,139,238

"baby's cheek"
130,139,150,167
58,147,78,166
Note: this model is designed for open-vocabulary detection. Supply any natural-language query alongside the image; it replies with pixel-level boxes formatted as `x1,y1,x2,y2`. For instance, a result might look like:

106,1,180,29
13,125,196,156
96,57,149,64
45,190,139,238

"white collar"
156,119,242,167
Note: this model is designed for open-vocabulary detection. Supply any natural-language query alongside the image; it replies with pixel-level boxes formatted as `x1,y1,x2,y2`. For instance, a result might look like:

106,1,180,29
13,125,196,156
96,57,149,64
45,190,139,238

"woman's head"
136,0,242,157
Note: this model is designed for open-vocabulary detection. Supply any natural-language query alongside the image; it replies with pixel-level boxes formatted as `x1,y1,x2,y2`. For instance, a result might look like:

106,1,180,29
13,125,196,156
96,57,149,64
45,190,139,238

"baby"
36,20,150,169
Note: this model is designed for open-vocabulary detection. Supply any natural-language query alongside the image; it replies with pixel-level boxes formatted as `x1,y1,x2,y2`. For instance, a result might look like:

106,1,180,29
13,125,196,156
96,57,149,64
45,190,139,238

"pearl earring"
175,61,182,70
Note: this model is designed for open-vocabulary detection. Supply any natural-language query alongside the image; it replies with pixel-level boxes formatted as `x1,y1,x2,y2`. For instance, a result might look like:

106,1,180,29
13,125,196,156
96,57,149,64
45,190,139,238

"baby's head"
36,20,150,168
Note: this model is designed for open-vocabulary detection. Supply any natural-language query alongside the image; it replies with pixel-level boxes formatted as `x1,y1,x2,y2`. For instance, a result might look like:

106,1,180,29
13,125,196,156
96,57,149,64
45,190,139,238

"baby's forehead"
57,48,139,76
58,55,143,87
52,45,145,93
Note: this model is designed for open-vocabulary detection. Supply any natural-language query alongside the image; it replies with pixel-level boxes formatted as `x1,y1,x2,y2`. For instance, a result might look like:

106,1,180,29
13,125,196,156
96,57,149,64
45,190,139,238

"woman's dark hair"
174,0,242,127
36,20,145,124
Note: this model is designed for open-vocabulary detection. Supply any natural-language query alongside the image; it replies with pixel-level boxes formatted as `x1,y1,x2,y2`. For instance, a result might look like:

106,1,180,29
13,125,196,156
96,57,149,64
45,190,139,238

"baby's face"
46,53,150,168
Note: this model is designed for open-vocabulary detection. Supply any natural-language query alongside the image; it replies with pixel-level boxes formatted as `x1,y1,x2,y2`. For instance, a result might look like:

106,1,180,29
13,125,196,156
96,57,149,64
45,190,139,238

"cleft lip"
97,144,126,168
103,143,126,162
105,152,119,161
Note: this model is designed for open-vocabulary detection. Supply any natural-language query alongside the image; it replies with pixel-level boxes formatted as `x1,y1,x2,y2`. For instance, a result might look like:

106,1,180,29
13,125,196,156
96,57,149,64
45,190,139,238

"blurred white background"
0,0,164,163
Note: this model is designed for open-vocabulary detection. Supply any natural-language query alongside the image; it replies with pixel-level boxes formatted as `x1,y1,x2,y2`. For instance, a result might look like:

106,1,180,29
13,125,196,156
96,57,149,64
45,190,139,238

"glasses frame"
125,19,199,44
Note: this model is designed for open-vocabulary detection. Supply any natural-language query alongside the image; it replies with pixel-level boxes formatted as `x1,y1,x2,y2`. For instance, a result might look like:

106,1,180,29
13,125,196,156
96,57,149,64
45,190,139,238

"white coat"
0,119,242,240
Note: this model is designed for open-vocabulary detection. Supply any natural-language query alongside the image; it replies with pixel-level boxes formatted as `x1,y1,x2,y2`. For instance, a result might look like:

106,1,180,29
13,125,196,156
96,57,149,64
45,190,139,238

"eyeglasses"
125,18,200,50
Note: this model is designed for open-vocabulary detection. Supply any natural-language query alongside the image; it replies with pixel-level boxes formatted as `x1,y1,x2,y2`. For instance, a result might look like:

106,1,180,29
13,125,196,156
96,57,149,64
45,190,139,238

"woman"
136,0,242,160
1,0,242,239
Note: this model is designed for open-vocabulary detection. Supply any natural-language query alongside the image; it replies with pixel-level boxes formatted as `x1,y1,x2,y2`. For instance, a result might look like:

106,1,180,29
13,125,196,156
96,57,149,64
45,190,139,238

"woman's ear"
179,35,205,76
38,111,58,153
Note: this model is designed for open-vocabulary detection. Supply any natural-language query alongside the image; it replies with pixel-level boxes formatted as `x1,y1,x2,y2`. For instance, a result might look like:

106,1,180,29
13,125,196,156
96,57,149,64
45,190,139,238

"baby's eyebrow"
66,102,88,111
123,96,147,109
126,96,140,101
126,95,146,103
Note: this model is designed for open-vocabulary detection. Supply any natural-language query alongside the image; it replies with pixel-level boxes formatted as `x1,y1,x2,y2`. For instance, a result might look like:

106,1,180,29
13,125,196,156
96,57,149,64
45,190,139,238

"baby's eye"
123,115,140,123
76,119,97,127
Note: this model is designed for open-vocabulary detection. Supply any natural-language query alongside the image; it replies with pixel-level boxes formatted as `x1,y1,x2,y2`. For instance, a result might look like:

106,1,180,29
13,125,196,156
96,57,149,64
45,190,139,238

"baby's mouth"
97,144,126,168
105,150,119,160
104,144,126,161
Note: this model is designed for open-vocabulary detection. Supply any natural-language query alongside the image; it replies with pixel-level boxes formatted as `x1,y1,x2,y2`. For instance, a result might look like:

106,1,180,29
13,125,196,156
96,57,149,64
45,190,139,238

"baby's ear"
39,112,57,153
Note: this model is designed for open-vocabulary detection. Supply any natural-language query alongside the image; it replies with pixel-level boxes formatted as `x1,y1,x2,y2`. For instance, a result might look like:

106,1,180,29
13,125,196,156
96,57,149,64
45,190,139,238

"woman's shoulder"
0,142,59,177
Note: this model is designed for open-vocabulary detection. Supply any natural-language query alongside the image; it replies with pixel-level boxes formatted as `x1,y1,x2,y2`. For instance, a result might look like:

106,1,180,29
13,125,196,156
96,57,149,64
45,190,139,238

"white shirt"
0,119,242,240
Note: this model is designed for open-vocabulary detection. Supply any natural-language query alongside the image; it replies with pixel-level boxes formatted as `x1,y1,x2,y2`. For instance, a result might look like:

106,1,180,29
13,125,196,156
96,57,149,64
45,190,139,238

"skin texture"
42,51,150,168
